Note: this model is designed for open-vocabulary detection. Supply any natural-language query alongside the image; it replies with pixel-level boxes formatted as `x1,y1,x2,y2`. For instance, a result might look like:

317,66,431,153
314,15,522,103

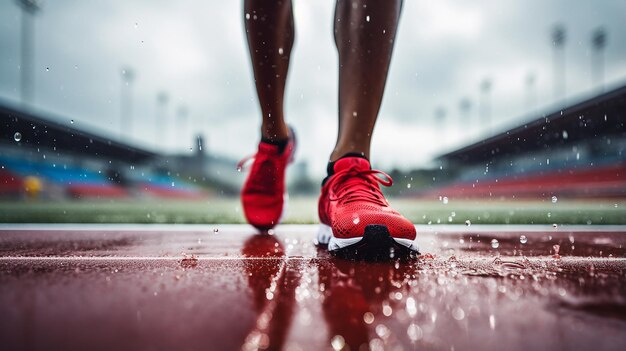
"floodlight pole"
480,78,492,136
435,106,447,146
176,105,189,152
458,98,472,138
120,67,135,140
17,0,40,108
591,27,607,93
525,72,536,116
551,24,566,105
156,92,169,152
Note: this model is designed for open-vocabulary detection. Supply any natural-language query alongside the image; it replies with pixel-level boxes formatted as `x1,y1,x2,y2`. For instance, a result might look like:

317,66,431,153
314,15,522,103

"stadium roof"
0,103,156,163
438,84,626,165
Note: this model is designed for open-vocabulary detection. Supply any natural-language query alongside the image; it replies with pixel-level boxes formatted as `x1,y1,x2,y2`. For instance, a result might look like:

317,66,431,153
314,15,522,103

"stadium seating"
128,172,207,199
0,155,128,199
0,169,23,196
422,162,626,199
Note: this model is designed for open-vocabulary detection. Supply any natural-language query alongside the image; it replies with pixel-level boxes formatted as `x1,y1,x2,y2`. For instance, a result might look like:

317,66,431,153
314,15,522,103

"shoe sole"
317,224,419,261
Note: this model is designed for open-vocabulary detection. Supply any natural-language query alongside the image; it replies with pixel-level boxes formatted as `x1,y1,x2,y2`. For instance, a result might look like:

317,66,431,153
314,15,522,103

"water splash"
491,239,500,249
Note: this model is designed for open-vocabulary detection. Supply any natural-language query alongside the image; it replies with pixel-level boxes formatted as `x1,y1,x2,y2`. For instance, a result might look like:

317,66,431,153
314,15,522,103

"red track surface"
0,225,625,351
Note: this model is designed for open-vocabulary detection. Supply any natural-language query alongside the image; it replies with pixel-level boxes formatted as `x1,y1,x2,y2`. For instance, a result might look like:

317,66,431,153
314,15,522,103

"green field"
0,197,624,225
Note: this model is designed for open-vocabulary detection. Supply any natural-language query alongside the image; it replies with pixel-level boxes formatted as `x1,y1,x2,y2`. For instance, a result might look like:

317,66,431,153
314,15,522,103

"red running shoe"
317,157,418,260
239,128,296,230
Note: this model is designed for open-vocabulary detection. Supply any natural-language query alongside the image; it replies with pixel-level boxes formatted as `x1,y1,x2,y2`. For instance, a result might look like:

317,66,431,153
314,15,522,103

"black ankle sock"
322,152,369,185
261,137,289,154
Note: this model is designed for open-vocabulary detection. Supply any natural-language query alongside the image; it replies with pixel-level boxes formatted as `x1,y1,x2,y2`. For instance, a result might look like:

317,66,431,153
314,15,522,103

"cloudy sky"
1,0,625,177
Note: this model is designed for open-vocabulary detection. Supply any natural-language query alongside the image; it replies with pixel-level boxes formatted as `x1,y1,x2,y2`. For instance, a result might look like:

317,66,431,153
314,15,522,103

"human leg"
318,0,418,259
244,0,294,142
330,0,403,161
241,0,297,230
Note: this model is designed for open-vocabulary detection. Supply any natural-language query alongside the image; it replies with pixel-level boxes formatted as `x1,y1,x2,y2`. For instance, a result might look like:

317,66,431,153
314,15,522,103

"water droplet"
46,67,49,72
331,335,345,351
552,223,558,229
442,196,449,204
407,183,411,189
70,119,74,124
363,312,375,324
407,323,423,341
551,196,558,203
489,315,496,330
352,214,360,225
237,167,242,172
213,228,219,233
452,307,465,320
519,235,528,244
465,219,471,226
375,324,390,339
491,239,499,249
553,244,561,258
406,297,417,317
171,182,175,187
366,15,370,22
382,302,392,316
13,132,22,141
562,130,568,139
278,47,284,55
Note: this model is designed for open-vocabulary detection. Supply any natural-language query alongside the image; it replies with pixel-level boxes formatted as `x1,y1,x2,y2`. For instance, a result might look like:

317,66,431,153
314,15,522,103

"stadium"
1,1,625,351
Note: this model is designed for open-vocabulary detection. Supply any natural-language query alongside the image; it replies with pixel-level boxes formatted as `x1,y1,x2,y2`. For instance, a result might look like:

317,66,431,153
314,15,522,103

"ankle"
329,147,369,162
261,122,289,142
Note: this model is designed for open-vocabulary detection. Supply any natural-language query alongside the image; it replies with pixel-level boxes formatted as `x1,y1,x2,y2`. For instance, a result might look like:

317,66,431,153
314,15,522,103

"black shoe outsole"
330,224,420,261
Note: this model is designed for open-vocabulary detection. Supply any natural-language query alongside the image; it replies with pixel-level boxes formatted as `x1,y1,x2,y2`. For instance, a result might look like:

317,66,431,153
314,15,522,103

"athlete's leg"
317,1,416,260
331,0,403,161
244,0,294,142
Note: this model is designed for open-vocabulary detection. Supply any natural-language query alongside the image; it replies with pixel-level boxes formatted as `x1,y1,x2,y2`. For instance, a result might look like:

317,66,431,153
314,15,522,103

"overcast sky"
1,0,625,177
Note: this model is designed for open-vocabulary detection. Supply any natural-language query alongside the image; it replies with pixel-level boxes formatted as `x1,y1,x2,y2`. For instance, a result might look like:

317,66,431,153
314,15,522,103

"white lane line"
0,256,315,261
1,223,625,232
0,256,623,262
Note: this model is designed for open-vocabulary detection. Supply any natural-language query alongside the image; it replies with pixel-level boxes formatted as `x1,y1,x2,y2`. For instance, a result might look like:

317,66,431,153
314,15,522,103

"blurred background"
1,0,625,224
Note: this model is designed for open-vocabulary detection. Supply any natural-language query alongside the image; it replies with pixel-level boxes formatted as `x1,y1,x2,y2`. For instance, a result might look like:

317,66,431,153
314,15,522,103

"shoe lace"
327,167,393,206
237,153,279,194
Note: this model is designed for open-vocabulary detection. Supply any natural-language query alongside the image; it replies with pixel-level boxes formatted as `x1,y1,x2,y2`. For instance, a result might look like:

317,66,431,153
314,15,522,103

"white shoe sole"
316,223,419,253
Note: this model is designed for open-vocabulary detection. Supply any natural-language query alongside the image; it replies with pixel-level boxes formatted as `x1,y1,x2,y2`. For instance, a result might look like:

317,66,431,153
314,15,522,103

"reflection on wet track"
0,225,624,351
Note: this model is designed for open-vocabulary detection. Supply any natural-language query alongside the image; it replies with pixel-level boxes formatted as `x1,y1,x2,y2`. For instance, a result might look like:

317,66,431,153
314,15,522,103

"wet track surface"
0,224,625,351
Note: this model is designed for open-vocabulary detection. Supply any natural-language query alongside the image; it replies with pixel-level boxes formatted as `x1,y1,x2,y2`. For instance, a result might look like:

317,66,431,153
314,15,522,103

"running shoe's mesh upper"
319,157,416,240
240,134,295,230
